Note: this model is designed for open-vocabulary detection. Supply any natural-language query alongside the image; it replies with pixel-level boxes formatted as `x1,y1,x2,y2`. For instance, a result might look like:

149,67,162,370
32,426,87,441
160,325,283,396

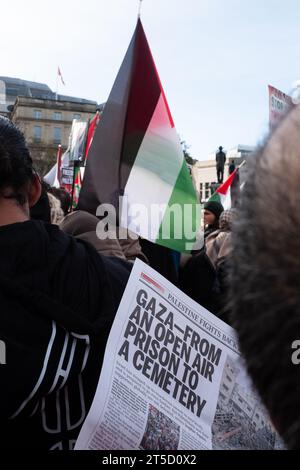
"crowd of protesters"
1,105,300,451
0,117,130,449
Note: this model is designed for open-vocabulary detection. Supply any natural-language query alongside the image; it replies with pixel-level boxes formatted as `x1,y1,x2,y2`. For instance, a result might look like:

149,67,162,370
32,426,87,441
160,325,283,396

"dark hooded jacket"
0,219,130,449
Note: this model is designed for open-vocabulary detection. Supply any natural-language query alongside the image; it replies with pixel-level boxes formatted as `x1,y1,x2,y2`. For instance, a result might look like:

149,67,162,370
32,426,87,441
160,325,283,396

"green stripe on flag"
156,161,200,252
208,192,222,204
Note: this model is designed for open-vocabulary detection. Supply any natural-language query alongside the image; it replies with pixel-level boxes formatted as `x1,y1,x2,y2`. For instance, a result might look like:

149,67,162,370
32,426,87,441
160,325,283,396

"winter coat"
0,220,130,449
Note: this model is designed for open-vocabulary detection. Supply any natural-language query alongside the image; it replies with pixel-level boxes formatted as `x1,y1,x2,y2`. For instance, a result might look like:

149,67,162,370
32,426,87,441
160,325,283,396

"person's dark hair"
30,181,51,222
229,105,300,449
0,116,34,205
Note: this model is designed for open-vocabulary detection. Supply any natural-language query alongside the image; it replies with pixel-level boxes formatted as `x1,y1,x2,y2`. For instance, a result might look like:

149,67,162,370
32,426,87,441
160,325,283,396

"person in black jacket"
216,146,226,183
0,116,130,449
228,159,236,175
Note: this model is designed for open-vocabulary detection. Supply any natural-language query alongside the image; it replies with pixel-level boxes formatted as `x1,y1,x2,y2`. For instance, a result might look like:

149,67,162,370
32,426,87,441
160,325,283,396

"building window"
33,126,42,142
223,384,229,391
199,183,203,200
6,87,19,96
226,375,232,382
53,127,61,144
204,182,209,199
34,110,42,119
73,113,81,120
53,112,62,121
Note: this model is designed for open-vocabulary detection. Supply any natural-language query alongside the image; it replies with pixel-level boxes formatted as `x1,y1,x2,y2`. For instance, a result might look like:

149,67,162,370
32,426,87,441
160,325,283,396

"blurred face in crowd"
203,209,216,227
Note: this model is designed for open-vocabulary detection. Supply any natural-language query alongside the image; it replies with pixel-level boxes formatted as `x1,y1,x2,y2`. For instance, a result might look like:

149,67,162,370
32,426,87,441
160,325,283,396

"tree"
30,148,57,177
180,140,196,165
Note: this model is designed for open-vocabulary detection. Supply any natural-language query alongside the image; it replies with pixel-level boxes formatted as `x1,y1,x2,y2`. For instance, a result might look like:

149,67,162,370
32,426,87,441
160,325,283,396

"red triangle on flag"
216,168,238,195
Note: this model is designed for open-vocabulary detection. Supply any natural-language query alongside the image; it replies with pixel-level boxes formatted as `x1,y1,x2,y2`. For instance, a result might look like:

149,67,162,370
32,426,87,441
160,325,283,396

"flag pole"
137,0,143,18
238,159,246,170
82,118,91,164
56,144,62,185
55,68,59,101
70,161,77,212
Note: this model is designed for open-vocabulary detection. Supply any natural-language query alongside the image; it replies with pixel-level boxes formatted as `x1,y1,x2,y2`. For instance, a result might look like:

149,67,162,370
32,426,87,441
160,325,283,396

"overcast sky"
1,0,300,160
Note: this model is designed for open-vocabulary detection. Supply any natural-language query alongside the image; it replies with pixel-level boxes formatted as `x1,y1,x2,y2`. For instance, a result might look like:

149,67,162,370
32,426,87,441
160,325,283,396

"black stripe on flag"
78,20,161,215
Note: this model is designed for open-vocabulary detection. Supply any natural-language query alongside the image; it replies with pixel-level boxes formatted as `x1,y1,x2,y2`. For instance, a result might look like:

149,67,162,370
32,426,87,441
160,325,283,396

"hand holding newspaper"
75,259,284,450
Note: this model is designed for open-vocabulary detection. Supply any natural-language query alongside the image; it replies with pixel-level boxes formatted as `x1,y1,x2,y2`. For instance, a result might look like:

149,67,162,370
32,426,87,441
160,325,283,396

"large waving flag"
78,19,200,252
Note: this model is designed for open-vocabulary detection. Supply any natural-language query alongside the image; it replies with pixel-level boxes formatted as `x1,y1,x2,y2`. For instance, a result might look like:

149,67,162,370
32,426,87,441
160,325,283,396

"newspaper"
75,259,284,450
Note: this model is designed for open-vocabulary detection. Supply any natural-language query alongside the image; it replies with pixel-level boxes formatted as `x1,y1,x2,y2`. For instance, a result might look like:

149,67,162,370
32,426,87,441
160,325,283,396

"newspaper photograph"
75,259,284,450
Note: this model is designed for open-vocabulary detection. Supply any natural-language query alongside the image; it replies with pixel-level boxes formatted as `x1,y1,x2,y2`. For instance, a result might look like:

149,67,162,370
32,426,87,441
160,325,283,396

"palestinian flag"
78,19,200,252
44,112,100,195
84,112,101,160
72,165,82,209
209,169,239,209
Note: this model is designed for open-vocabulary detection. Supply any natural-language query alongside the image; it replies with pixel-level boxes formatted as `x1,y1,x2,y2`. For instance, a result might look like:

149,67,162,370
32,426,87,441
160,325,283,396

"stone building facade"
10,96,99,174
0,76,101,175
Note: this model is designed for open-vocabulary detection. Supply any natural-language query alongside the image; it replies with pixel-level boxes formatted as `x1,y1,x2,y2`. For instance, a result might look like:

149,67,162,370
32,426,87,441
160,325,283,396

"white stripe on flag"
120,94,183,240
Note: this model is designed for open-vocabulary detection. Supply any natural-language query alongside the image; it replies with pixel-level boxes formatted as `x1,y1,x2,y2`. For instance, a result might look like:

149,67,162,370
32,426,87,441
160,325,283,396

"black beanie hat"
204,200,224,219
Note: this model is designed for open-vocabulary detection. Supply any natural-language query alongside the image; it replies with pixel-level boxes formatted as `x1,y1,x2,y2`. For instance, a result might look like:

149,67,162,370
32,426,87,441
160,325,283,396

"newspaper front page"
75,259,283,450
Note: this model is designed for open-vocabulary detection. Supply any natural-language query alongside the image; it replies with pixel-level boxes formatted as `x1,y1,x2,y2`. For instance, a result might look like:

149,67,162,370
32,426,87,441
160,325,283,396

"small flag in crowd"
53,145,62,188
58,66,65,86
78,19,200,252
72,165,82,209
44,148,69,187
208,168,240,209
43,112,100,197
85,112,101,160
